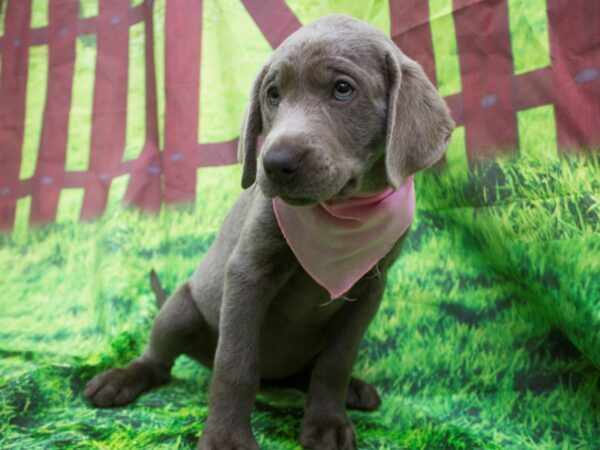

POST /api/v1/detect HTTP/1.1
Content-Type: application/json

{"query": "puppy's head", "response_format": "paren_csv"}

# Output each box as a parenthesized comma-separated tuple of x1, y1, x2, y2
(238, 15, 454, 205)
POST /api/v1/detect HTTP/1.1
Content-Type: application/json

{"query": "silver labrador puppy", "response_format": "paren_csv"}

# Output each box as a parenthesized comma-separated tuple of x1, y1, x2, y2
(84, 14, 454, 450)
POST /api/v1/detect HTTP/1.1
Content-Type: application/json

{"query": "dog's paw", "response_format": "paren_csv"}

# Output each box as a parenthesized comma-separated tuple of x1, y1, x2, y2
(300, 413, 356, 450)
(198, 428, 258, 450)
(84, 367, 146, 407)
(84, 361, 169, 407)
(346, 377, 381, 411)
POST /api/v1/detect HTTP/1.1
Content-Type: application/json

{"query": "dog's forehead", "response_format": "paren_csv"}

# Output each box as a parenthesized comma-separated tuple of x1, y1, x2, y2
(270, 15, 389, 68)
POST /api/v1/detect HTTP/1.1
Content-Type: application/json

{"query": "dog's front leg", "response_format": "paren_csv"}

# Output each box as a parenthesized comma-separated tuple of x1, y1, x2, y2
(300, 279, 385, 450)
(199, 241, 295, 450)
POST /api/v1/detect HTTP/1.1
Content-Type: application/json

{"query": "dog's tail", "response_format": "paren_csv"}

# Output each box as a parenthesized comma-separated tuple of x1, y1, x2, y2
(150, 269, 167, 308)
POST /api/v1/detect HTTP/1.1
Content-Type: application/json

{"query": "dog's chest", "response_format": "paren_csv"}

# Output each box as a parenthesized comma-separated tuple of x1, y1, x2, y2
(258, 270, 347, 378)
(271, 268, 345, 323)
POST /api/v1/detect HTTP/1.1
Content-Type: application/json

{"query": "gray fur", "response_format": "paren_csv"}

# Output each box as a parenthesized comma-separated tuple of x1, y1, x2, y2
(84, 14, 454, 450)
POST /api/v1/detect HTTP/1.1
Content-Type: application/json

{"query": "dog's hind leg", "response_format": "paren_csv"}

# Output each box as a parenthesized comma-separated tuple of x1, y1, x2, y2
(345, 376, 382, 411)
(84, 282, 216, 407)
(266, 366, 381, 412)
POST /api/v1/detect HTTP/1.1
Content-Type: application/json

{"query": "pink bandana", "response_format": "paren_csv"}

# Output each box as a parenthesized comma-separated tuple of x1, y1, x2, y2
(273, 176, 415, 299)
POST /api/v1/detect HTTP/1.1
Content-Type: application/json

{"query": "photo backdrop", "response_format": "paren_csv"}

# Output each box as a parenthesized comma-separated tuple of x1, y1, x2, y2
(0, 1, 599, 449)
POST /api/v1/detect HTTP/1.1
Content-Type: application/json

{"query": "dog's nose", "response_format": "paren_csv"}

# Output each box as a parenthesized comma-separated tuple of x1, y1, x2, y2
(262, 146, 306, 184)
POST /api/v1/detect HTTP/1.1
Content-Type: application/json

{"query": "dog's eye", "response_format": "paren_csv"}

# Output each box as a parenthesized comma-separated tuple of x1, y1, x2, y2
(267, 87, 280, 106)
(333, 80, 353, 101)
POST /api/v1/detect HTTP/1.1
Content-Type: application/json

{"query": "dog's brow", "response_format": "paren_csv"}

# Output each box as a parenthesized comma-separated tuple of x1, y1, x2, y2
(325, 56, 372, 83)
(263, 62, 296, 91)
(263, 70, 278, 88)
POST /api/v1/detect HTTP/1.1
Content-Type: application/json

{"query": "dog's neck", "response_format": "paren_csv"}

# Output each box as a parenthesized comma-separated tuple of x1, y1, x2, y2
(352, 153, 391, 197)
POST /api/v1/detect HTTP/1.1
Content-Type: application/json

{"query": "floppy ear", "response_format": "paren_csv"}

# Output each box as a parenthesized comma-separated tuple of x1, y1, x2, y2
(384, 47, 455, 187)
(238, 65, 268, 189)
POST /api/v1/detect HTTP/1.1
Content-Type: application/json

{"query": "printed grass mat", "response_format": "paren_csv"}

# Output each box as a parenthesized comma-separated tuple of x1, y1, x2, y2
(1, 151, 598, 449)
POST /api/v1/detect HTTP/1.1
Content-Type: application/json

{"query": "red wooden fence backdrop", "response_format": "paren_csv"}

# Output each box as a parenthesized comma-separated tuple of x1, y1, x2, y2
(0, 0, 598, 231)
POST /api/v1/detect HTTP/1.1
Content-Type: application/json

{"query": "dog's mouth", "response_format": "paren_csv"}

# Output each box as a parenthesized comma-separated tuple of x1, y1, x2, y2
(279, 196, 319, 207)
(331, 177, 359, 199)
(277, 177, 360, 207)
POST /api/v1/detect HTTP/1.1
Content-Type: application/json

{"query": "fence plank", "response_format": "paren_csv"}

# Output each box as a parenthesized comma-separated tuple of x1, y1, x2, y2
(390, 0, 437, 86)
(29, 0, 78, 225)
(81, 0, 129, 219)
(0, 0, 31, 231)
(197, 140, 238, 167)
(547, 0, 600, 151)
(162, 0, 202, 204)
(124, 0, 161, 213)
(513, 67, 553, 111)
(453, 0, 519, 162)
(241, 0, 301, 49)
